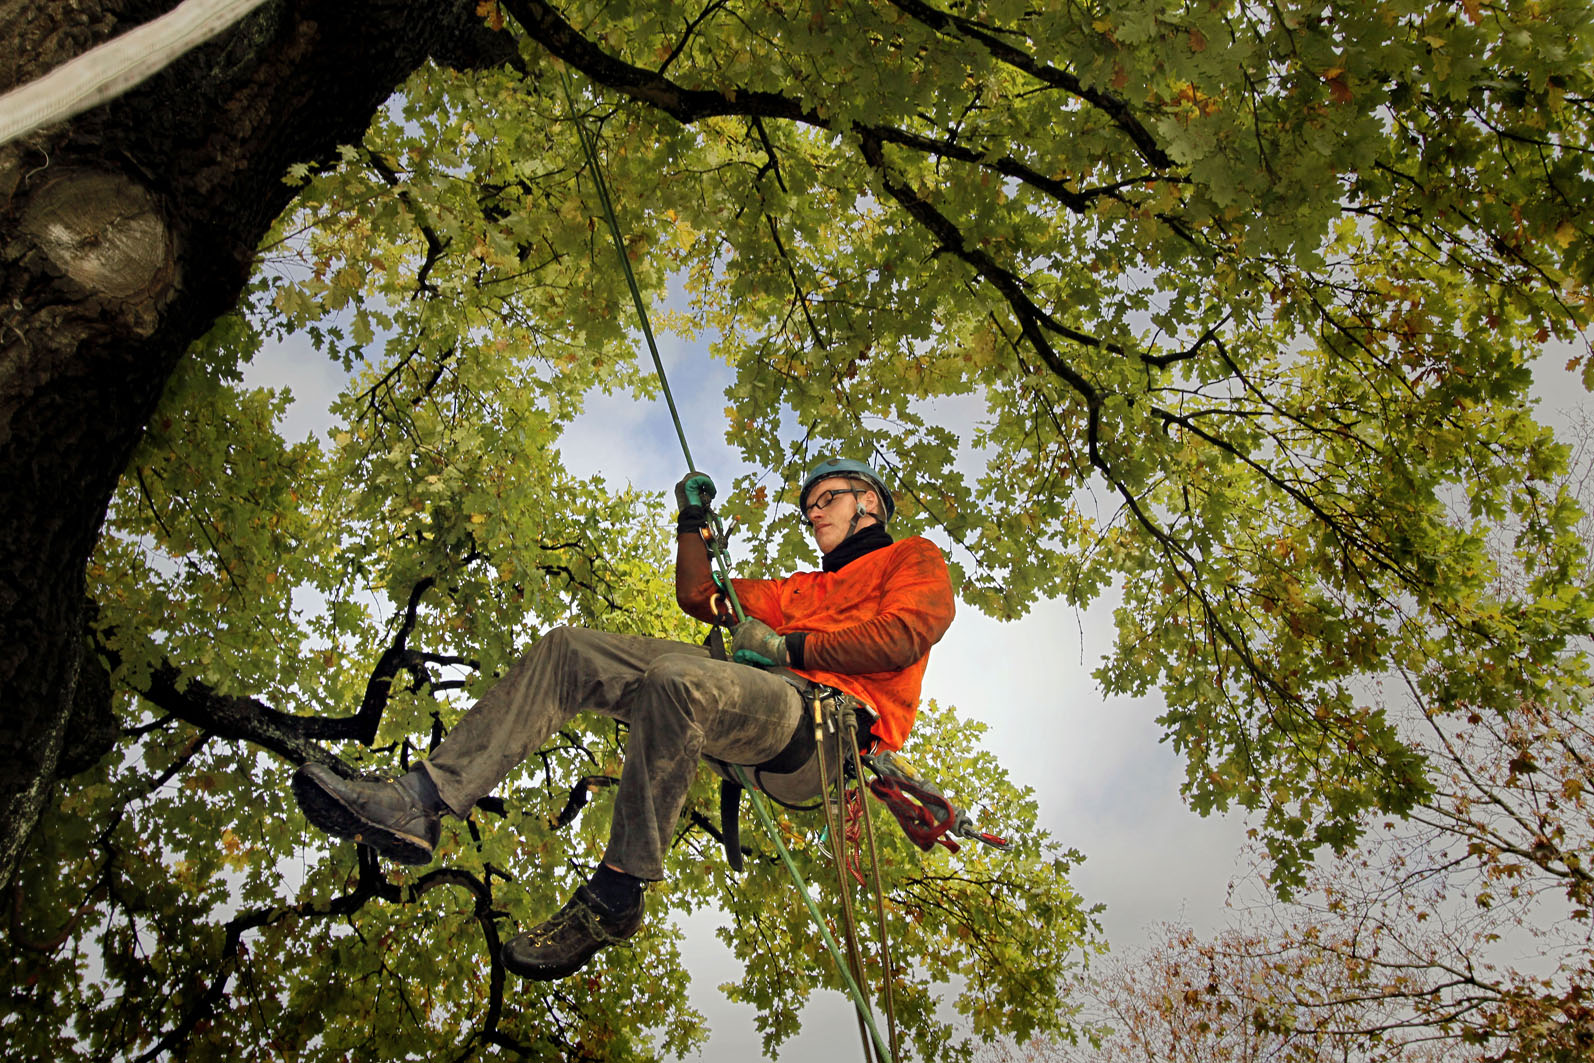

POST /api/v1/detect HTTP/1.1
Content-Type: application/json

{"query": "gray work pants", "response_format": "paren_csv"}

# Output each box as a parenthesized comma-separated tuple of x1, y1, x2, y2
(418, 626, 822, 880)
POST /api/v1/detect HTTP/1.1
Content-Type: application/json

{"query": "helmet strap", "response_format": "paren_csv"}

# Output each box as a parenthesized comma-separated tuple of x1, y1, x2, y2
(843, 491, 872, 540)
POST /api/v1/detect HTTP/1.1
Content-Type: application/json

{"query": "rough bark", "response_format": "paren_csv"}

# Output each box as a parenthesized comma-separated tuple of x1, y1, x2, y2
(0, 0, 511, 893)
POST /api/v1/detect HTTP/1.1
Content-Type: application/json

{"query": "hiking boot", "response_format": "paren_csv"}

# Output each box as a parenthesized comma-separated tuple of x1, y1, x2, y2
(291, 763, 441, 865)
(502, 885, 645, 980)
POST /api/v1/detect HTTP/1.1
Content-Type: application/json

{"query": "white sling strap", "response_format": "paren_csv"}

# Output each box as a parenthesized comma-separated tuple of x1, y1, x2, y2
(0, 0, 271, 148)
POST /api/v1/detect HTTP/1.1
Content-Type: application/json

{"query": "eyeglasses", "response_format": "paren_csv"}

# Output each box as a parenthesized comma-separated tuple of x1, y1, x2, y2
(803, 487, 867, 518)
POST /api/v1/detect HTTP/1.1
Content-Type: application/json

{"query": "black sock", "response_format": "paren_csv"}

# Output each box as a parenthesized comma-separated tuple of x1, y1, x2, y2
(586, 864, 644, 915)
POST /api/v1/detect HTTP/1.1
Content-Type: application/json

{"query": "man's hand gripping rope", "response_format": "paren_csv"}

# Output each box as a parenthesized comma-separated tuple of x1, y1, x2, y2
(675, 470, 742, 627)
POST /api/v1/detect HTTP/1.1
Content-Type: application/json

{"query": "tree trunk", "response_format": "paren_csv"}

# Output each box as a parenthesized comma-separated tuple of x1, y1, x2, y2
(0, 0, 508, 892)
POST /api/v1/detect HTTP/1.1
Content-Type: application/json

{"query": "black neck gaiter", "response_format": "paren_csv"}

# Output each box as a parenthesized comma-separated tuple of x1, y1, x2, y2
(821, 524, 894, 572)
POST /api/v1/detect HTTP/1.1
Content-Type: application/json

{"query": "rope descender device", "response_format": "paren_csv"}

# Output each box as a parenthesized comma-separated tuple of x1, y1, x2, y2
(861, 751, 1012, 854)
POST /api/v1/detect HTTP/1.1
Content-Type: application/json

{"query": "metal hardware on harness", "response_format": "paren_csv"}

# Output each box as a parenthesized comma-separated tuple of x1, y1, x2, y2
(709, 515, 737, 556)
(861, 752, 1012, 853)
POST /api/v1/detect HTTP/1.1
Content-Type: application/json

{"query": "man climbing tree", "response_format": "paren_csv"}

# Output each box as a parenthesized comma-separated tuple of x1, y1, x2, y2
(291, 457, 955, 979)
(8, 0, 1590, 1055)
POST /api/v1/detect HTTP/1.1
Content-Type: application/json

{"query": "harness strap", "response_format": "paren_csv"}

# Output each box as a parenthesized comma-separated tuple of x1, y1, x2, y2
(708, 671, 875, 871)
(712, 713, 815, 872)
(718, 778, 745, 872)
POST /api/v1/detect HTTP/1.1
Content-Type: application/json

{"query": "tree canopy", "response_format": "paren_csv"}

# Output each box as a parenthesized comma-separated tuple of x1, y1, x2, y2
(980, 425, 1594, 1061)
(4, 0, 1594, 1058)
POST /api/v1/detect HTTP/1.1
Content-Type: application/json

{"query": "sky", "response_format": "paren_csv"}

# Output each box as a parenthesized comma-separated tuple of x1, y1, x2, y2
(245, 321, 1255, 1062)
(39, 8, 1587, 1059)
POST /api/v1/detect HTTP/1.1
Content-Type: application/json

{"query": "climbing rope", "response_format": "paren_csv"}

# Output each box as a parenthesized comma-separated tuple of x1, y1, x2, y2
(0, 0, 271, 148)
(560, 72, 896, 1062)
(814, 693, 887, 1063)
(557, 71, 747, 626)
(735, 762, 895, 1063)
(845, 713, 903, 1063)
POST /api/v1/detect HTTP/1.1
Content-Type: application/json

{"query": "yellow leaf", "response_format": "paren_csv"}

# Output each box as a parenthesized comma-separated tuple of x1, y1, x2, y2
(475, 0, 504, 31)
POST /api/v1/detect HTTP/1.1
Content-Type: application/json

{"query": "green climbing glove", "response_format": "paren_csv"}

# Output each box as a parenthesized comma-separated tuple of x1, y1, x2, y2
(674, 471, 716, 510)
(731, 618, 790, 668)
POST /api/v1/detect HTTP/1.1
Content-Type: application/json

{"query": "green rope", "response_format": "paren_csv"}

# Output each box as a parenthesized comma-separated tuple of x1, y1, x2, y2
(561, 70, 892, 1063)
(733, 765, 895, 1063)
(559, 70, 746, 624)
(558, 72, 694, 470)
(816, 698, 884, 1063)
(848, 719, 902, 1062)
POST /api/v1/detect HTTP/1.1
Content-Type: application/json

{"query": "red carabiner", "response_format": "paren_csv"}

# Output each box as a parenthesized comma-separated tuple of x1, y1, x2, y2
(867, 775, 961, 853)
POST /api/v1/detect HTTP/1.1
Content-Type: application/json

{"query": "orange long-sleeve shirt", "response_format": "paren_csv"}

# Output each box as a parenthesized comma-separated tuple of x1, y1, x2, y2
(677, 533, 955, 749)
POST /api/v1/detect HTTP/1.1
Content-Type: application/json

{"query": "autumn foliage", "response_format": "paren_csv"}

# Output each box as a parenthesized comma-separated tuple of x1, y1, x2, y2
(3, 0, 1593, 1058)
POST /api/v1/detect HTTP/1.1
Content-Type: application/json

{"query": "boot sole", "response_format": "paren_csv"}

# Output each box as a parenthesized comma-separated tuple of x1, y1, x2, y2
(291, 767, 435, 866)
(502, 947, 596, 982)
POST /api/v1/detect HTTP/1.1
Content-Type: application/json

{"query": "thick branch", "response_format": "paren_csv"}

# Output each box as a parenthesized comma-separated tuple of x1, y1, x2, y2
(95, 576, 474, 771)
(502, 0, 817, 125)
(880, 0, 1174, 170)
(502, 0, 1165, 222)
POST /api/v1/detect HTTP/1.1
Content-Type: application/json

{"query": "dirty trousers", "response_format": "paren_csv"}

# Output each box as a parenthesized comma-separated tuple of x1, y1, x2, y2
(417, 626, 809, 881)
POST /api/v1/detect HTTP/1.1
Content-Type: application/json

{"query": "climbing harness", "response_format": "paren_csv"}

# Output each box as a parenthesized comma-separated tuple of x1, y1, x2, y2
(560, 71, 1009, 1063)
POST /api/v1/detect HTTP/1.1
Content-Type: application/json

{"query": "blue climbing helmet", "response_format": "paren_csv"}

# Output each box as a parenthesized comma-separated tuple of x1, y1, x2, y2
(798, 457, 895, 524)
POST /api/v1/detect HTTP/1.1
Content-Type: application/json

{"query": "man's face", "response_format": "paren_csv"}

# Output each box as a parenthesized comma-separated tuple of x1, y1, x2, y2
(804, 476, 878, 554)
